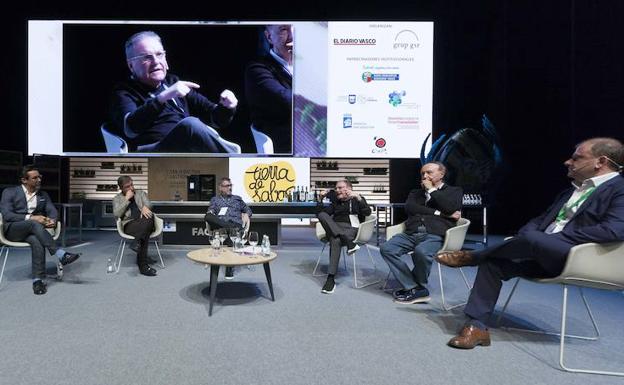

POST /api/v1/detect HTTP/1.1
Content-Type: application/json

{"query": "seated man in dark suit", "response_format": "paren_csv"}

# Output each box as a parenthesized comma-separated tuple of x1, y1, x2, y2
(245, 24, 293, 154)
(316, 179, 372, 294)
(380, 162, 462, 304)
(0, 165, 81, 295)
(437, 137, 624, 349)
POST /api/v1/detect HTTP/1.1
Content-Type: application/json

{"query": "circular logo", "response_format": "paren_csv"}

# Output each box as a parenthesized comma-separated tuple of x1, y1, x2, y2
(361, 72, 373, 83)
(375, 138, 386, 148)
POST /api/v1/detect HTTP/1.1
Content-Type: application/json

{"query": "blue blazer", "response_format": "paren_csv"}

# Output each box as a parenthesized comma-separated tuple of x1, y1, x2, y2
(0, 186, 58, 228)
(518, 174, 624, 244)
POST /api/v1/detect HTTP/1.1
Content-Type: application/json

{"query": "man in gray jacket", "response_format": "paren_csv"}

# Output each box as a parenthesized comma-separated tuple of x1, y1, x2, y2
(112, 175, 157, 276)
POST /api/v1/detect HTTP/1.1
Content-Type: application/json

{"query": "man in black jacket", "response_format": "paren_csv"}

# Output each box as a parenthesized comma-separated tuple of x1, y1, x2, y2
(244, 24, 293, 154)
(316, 179, 372, 294)
(380, 162, 462, 304)
(110, 31, 239, 153)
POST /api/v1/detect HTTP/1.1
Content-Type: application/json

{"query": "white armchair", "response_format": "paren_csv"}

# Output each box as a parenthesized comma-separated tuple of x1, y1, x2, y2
(114, 216, 165, 273)
(382, 217, 472, 310)
(0, 213, 63, 288)
(313, 215, 380, 288)
(495, 241, 624, 377)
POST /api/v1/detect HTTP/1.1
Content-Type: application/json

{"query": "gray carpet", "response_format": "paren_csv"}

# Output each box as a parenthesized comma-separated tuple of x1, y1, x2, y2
(0, 228, 622, 385)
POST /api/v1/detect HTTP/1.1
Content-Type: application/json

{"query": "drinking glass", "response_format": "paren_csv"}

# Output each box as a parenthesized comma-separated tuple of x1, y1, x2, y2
(218, 229, 227, 249)
(229, 228, 240, 250)
(248, 231, 259, 255)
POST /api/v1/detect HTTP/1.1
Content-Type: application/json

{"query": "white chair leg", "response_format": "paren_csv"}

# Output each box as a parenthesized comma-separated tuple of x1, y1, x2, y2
(558, 285, 623, 376)
(497, 280, 599, 341)
(312, 243, 327, 277)
(0, 246, 8, 287)
(351, 245, 381, 289)
(438, 262, 473, 311)
(115, 240, 126, 273)
(154, 240, 165, 268)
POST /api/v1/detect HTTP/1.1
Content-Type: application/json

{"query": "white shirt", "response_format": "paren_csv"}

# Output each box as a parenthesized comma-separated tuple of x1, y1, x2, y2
(426, 182, 444, 216)
(21, 185, 38, 219)
(269, 49, 293, 76)
(546, 172, 620, 234)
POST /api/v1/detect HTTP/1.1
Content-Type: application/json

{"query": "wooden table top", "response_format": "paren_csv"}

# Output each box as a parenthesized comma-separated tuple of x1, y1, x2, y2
(187, 247, 277, 266)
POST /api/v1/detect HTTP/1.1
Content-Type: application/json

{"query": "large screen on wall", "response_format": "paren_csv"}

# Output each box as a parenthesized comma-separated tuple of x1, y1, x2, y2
(29, 21, 433, 158)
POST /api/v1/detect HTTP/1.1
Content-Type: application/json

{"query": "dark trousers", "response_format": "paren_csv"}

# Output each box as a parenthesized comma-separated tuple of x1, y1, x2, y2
(124, 217, 155, 266)
(204, 213, 242, 231)
(5, 221, 58, 280)
(317, 212, 358, 275)
(139, 117, 237, 153)
(464, 230, 573, 323)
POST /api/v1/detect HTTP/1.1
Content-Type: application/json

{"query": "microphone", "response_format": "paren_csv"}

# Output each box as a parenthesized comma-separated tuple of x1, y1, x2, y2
(604, 156, 624, 172)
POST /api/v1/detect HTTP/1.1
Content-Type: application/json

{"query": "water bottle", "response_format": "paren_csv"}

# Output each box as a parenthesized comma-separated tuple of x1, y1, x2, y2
(261, 235, 271, 256)
(106, 258, 115, 273)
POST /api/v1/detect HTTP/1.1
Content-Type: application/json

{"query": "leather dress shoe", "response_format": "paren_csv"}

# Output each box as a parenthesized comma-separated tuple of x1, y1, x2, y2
(33, 280, 47, 295)
(436, 250, 475, 268)
(448, 325, 491, 349)
(59, 252, 81, 266)
(139, 265, 157, 277)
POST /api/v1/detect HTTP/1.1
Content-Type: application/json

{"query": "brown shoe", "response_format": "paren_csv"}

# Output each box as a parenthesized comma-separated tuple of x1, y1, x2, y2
(448, 325, 491, 349)
(436, 250, 475, 268)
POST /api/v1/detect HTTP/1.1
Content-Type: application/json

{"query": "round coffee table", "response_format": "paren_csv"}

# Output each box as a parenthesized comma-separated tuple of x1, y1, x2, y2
(187, 247, 277, 316)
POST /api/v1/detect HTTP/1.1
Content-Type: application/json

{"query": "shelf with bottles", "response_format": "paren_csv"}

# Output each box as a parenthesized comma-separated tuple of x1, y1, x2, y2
(119, 164, 144, 174)
(462, 193, 484, 207)
(72, 169, 96, 178)
(362, 167, 388, 175)
(96, 184, 119, 192)
(315, 160, 339, 170)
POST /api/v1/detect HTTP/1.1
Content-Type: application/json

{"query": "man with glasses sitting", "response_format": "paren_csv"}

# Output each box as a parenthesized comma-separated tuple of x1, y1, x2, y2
(110, 30, 240, 153)
(0, 165, 81, 295)
(205, 178, 252, 279)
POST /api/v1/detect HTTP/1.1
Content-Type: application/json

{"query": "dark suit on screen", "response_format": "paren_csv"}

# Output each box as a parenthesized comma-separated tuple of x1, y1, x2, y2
(245, 55, 292, 154)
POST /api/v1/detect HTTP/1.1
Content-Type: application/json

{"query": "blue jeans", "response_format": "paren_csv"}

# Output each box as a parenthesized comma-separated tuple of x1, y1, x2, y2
(380, 232, 443, 289)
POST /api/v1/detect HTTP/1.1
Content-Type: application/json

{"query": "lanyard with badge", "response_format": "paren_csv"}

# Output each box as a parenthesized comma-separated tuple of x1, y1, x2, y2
(555, 186, 596, 222)
(218, 195, 229, 216)
(348, 199, 360, 227)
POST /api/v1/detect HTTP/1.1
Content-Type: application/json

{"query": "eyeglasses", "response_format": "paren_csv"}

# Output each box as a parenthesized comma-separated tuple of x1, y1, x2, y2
(128, 51, 166, 65)
(221, 184, 233, 188)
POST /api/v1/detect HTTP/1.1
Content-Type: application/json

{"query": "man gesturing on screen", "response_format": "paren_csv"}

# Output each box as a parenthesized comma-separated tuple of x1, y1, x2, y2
(110, 31, 240, 153)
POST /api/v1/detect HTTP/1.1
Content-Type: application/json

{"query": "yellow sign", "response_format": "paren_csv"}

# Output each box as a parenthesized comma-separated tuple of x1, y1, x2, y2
(244, 161, 296, 202)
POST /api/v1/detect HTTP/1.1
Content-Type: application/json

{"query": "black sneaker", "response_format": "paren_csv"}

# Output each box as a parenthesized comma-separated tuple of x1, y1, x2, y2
(392, 288, 411, 299)
(59, 252, 81, 266)
(321, 278, 335, 294)
(33, 280, 47, 295)
(225, 267, 234, 280)
(139, 265, 157, 277)
(393, 287, 431, 304)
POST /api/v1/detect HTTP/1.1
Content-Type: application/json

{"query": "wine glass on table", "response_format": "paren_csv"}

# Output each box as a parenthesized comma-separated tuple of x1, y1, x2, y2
(248, 231, 259, 256)
(218, 229, 227, 252)
(229, 228, 240, 251)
